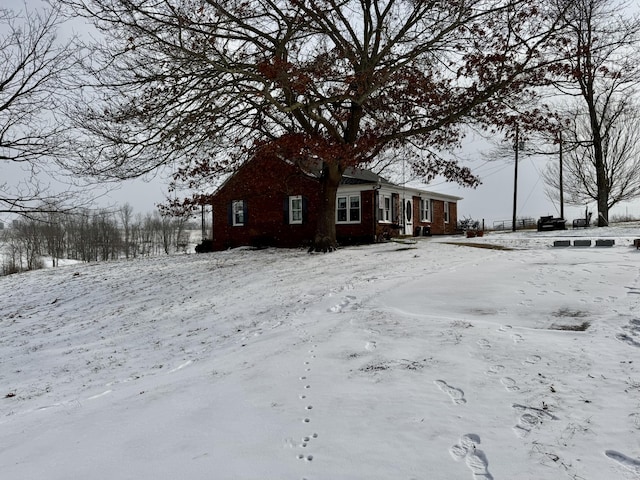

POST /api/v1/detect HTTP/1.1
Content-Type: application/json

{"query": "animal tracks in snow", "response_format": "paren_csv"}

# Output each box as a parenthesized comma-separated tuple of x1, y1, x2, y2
(434, 380, 467, 405)
(450, 434, 494, 479)
(605, 450, 640, 474)
(497, 324, 525, 344)
(293, 343, 320, 467)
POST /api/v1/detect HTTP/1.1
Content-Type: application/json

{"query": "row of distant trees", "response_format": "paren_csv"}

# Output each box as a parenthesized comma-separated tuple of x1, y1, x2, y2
(1, 204, 193, 275)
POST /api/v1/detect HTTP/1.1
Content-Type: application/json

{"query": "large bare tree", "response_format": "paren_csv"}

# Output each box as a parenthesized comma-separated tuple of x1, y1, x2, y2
(0, 5, 81, 219)
(63, 0, 569, 249)
(549, 0, 640, 226)
(543, 101, 640, 213)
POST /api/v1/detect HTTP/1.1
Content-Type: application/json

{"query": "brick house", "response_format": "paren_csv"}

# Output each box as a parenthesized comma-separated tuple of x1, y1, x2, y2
(209, 154, 461, 250)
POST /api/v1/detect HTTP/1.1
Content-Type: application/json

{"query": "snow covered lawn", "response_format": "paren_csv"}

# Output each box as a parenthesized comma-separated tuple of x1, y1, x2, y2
(1, 226, 640, 479)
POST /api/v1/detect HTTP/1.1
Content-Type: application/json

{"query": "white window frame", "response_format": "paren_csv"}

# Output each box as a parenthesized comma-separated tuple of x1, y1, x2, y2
(444, 201, 450, 223)
(336, 194, 361, 224)
(232, 200, 245, 226)
(378, 194, 392, 222)
(289, 195, 303, 224)
(420, 198, 431, 222)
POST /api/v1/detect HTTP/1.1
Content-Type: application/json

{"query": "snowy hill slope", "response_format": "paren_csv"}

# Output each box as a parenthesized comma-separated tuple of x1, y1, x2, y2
(1, 228, 640, 479)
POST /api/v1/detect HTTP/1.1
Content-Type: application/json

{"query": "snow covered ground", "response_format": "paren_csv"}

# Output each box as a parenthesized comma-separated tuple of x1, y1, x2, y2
(1, 224, 640, 479)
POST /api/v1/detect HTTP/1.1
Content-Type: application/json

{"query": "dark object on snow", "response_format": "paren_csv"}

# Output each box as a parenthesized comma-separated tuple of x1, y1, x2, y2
(308, 235, 335, 253)
(195, 239, 214, 253)
(572, 218, 588, 228)
(595, 239, 615, 247)
(573, 239, 592, 247)
(537, 216, 566, 231)
(553, 240, 571, 247)
(572, 211, 592, 229)
(414, 225, 431, 236)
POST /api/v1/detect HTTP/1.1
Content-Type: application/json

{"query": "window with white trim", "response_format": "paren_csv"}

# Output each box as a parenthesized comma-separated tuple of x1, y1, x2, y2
(444, 201, 450, 223)
(337, 194, 361, 223)
(420, 198, 431, 222)
(232, 200, 245, 226)
(289, 195, 303, 224)
(378, 194, 391, 222)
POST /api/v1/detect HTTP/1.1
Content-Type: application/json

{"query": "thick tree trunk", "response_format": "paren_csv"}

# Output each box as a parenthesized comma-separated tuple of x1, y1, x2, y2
(590, 117, 609, 227)
(596, 174, 609, 226)
(310, 161, 343, 252)
(594, 139, 609, 226)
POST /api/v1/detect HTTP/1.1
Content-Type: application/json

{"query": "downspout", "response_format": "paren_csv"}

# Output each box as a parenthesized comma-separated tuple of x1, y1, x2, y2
(373, 182, 381, 242)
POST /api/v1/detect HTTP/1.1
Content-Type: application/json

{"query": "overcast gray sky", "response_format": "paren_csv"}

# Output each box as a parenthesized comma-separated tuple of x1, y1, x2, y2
(4, 0, 640, 225)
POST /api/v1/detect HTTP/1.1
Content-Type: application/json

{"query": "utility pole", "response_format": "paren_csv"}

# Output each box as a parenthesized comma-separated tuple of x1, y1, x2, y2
(559, 131, 564, 220)
(512, 125, 520, 232)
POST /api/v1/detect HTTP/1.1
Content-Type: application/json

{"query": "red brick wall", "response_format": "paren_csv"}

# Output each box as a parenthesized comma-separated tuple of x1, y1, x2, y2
(448, 202, 458, 234)
(411, 196, 428, 235)
(408, 197, 458, 235)
(211, 156, 459, 248)
(211, 156, 321, 250)
(336, 190, 376, 244)
(430, 199, 457, 235)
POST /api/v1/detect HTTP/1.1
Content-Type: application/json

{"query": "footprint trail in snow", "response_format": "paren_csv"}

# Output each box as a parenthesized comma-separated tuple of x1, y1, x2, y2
(450, 434, 494, 479)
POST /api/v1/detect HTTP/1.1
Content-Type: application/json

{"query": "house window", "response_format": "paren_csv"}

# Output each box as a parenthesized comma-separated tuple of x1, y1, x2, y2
(337, 194, 361, 223)
(289, 195, 303, 224)
(232, 200, 245, 226)
(444, 201, 450, 223)
(378, 194, 391, 222)
(420, 198, 431, 222)
(350, 196, 361, 222)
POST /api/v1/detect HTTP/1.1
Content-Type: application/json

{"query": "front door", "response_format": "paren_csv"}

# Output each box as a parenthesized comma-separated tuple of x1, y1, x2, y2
(404, 199, 413, 235)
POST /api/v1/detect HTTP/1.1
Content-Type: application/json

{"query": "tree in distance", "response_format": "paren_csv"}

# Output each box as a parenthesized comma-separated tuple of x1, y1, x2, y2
(546, 0, 640, 226)
(543, 102, 640, 216)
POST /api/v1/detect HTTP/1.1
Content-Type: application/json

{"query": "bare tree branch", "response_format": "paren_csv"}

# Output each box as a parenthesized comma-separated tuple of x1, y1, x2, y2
(60, 0, 572, 247)
(0, 4, 88, 218)
(546, 0, 640, 225)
